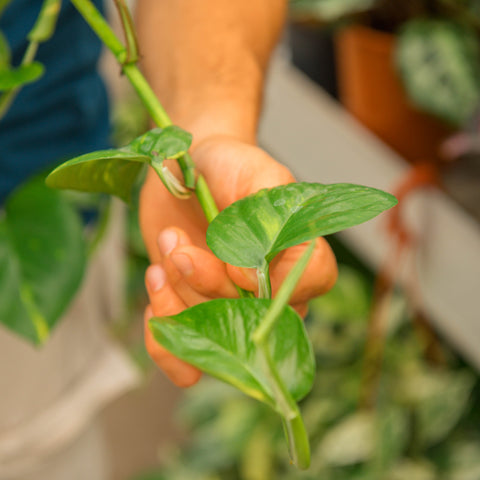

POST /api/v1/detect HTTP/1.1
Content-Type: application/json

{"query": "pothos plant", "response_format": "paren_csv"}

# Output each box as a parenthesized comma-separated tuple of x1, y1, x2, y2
(1, 0, 397, 469)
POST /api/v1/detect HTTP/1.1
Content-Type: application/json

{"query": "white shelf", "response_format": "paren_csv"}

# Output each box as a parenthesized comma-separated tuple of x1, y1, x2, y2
(259, 58, 480, 370)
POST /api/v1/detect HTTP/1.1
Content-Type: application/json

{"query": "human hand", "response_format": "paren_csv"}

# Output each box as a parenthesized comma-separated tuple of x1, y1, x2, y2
(140, 136, 338, 386)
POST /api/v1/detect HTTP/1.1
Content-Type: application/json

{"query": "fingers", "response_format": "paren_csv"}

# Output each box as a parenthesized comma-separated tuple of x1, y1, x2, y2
(144, 265, 202, 387)
(158, 227, 238, 306)
(227, 237, 338, 313)
(270, 238, 338, 304)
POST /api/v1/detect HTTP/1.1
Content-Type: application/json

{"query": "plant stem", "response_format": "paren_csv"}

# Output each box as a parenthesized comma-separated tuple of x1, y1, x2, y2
(253, 241, 315, 343)
(113, 0, 139, 64)
(122, 63, 171, 128)
(257, 262, 271, 299)
(71, 0, 170, 127)
(0, 43, 38, 118)
(70, 0, 126, 60)
(258, 331, 310, 469)
(283, 412, 311, 470)
(252, 241, 315, 469)
(71, 0, 214, 209)
(195, 174, 219, 222)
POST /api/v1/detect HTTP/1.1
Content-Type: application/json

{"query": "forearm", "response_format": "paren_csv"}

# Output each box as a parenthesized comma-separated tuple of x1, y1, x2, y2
(135, 0, 287, 145)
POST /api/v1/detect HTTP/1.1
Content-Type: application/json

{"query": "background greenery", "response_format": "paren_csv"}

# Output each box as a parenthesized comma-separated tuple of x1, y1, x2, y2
(128, 255, 480, 480)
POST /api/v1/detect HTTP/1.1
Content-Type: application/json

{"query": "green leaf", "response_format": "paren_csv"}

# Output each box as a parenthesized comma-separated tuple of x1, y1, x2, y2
(46, 149, 148, 202)
(0, 177, 86, 344)
(46, 126, 193, 202)
(318, 411, 376, 466)
(393, 364, 475, 448)
(127, 126, 192, 159)
(206, 182, 397, 269)
(0, 62, 44, 90)
(149, 298, 315, 408)
(28, 0, 61, 43)
(396, 19, 480, 126)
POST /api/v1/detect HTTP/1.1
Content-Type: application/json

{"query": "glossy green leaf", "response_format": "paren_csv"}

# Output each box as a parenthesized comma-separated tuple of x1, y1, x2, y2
(126, 126, 192, 159)
(0, 62, 44, 90)
(0, 177, 86, 344)
(46, 149, 148, 202)
(396, 19, 480, 126)
(207, 182, 397, 269)
(46, 126, 192, 202)
(149, 298, 315, 408)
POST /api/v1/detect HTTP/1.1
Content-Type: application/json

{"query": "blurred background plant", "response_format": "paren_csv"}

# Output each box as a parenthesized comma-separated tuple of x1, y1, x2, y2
(289, 0, 480, 128)
(129, 260, 480, 480)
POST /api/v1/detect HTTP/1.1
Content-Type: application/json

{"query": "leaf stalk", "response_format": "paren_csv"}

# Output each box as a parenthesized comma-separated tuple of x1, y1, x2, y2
(71, 0, 216, 219)
(252, 241, 315, 469)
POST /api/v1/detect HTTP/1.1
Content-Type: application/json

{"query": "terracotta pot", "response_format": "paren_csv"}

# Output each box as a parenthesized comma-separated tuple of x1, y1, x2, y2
(335, 25, 453, 164)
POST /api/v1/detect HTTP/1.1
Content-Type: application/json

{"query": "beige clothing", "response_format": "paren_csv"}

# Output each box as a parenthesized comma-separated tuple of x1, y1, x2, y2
(0, 200, 139, 479)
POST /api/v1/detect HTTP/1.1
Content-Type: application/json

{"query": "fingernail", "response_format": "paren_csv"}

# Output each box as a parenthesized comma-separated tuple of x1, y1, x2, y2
(146, 265, 166, 292)
(171, 253, 193, 276)
(158, 229, 178, 256)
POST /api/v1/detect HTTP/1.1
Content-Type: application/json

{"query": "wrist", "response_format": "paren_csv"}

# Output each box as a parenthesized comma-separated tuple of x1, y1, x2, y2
(177, 106, 258, 149)
(146, 49, 264, 148)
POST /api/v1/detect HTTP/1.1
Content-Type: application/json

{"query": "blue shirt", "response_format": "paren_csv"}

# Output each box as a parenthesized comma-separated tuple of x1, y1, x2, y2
(0, 0, 110, 204)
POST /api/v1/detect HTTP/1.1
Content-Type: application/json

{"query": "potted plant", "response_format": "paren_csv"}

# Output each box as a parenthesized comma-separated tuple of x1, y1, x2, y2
(289, 0, 480, 165)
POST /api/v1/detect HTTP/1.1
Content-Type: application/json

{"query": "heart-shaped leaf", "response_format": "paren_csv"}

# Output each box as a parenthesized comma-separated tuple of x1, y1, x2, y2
(206, 182, 397, 268)
(0, 62, 44, 90)
(0, 177, 86, 344)
(149, 298, 315, 408)
(46, 149, 148, 202)
(46, 126, 193, 202)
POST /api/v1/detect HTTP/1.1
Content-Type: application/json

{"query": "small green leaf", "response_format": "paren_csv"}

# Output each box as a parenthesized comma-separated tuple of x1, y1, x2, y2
(206, 182, 397, 269)
(149, 298, 315, 408)
(127, 126, 192, 159)
(28, 0, 61, 43)
(0, 177, 86, 344)
(396, 19, 480, 126)
(46, 149, 148, 202)
(0, 62, 44, 90)
(46, 126, 193, 202)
